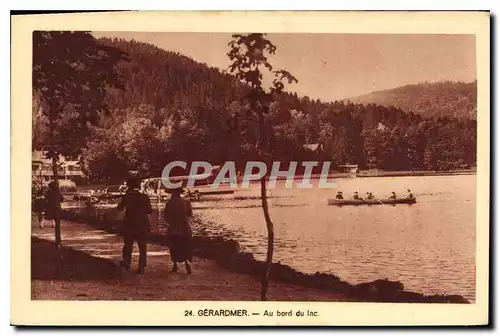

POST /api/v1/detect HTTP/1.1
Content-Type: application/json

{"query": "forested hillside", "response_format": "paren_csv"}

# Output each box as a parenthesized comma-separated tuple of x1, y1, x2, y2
(33, 37, 477, 181)
(346, 81, 477, 120)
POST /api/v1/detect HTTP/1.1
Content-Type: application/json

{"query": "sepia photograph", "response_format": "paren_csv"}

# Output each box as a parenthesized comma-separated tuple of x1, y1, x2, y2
(11, 11, 490, 326)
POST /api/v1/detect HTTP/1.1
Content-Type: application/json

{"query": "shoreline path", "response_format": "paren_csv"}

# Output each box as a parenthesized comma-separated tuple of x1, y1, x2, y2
(31, 219, 347, 301)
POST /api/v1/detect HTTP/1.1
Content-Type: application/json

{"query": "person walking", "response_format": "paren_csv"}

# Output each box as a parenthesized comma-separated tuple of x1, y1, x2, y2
(117, 176, 153, 274)
(163, 187, 194, 274)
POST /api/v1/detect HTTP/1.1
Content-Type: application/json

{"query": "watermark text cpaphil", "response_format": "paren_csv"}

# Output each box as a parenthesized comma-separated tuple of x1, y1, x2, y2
(161, 161, 338, 189)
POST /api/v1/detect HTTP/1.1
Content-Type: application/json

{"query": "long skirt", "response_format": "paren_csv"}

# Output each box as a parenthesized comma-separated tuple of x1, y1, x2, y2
(44, 206, 60, 221)
(168, 234, 193, 263)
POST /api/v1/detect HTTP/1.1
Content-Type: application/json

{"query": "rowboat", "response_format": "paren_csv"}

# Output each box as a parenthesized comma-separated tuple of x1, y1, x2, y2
(327, 197, 416, 206)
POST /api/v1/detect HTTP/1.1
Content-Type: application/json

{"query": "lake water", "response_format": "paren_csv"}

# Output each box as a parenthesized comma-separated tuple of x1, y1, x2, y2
(195, 174, 476, 302)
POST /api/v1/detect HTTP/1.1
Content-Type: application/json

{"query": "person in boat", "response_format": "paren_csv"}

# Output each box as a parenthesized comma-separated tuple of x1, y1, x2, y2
(117, 176, 153, 274)
(389, 192, 397, 200)
(406, 189, 414, 199)
(335, 191, 343, 200)
(163, 186, 194, 274)
(352, 191, 363, 200)
(366, 192, 375, 200)
(119, 181, 128, 193)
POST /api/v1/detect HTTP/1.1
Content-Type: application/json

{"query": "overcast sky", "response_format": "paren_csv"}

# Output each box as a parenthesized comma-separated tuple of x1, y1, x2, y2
(93, 32, 476, 101)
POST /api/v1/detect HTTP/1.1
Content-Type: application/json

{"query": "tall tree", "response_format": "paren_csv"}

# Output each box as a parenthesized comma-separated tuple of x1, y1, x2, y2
(33, 31, 127, 248)
(227, 33, 298, 301)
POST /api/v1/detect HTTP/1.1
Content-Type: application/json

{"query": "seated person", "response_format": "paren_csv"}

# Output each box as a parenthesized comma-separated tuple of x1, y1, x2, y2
(335, 191, 344, 200)
(366, 192, 375, 200)
(406, 189, 414, 199)
(389, 192, 397, 199)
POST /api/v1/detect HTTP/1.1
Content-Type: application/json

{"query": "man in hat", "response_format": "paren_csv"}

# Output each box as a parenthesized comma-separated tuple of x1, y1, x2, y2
(117, 176, 153, 274)
(335, 191, 343, 200)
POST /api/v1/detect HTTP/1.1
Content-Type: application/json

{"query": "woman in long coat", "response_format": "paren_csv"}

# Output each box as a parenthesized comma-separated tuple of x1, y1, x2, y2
(163, 187, 193, 274)
(44, 181, 63, 228)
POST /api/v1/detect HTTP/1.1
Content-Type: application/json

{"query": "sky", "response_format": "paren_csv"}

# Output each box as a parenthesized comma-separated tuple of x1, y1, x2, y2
(92, 32, 476, 101)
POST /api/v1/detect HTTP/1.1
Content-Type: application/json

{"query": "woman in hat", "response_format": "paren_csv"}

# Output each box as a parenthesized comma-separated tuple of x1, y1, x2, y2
(406, 189, 414, 199)
(163, 186, 194, 274)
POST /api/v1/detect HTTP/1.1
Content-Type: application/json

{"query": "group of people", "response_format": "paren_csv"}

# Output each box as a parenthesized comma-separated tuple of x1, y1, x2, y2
(116, 176, 193, 275)
(32, 181, 64, 229)
(335, 189, 414, 200)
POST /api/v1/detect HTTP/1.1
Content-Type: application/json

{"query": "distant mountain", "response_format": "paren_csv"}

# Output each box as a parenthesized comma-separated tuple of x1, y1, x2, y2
(345, 81, 477, 120)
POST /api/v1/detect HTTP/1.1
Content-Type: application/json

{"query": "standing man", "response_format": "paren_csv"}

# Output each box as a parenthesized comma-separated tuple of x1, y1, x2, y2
(117, 176, 153, 274)
(44, 181, 63, 228)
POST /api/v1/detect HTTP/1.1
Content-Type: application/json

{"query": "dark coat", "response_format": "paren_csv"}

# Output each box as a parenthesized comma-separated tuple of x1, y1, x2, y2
(33, 196, 46, 212)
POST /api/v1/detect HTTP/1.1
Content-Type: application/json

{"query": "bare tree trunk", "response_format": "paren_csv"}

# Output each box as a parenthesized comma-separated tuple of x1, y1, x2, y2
(260, 175, 274, 301)
(51, 155, 62, 249)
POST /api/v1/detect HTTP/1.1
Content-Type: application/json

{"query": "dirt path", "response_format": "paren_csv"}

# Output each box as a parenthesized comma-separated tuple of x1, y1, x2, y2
(31, 218, 347, 301)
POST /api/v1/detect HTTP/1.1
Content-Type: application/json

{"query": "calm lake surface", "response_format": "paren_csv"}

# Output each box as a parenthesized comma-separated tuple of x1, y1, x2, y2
(196, 174, 476, 302)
